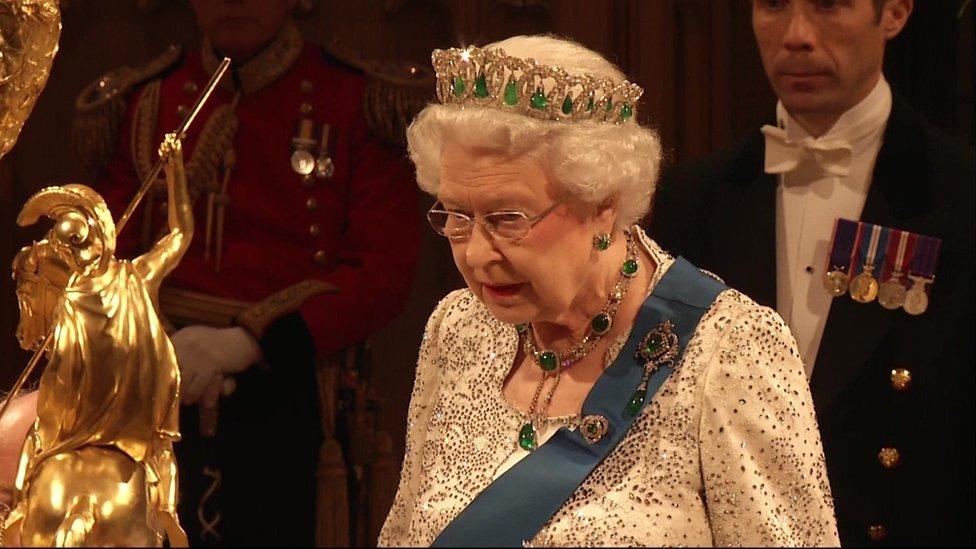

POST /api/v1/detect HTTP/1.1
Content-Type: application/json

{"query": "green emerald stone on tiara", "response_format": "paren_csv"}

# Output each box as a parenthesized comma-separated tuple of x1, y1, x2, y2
(620, 104, 633, 120)
(474, 73, 489, 98)
(561, 95, 573, 115)
(605, 99, 613, 112)
(452, 76, 465, 98)
(587, 95, 595, 111)
(621, 259, 639, 277)
(530, 90, 548, 110)
(539, 350, 558, 371)
(504, 78, 518, 106)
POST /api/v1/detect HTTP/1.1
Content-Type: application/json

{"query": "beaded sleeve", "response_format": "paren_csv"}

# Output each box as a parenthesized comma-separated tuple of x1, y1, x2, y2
(699, 303, 840, 546)
(378, 289, 465, 546)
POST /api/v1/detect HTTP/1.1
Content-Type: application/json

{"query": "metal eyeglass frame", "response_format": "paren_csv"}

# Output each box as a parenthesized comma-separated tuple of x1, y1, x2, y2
(426, 201, 562, 241)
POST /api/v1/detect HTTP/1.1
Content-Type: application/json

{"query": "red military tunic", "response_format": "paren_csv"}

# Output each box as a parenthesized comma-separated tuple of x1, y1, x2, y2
(96, 27, 420, 355)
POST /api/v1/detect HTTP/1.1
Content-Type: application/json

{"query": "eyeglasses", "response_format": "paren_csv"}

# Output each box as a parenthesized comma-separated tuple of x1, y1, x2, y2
(427, 201, 562, 241)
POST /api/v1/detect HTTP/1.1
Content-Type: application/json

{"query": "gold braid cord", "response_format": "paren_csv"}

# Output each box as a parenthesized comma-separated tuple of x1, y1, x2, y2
(132, 87, 239, 252)
(72, 45, 182, 178)
(235, 280, 338, 340)
(133, 88, 239, 204)
(197, 466, 222, 542)
(131, 79, 162, 184)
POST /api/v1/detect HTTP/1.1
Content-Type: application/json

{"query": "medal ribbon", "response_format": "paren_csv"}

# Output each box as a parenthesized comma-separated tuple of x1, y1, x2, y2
(860, 223, 888, 277)
(907, 235, 927, 277)
(317, 123, 331, 157)
(827, 219, 858, 272)
(914, 236, 942, 280)
(293, 117, 315, 148)
(881, 229, 910, 281)
(846, 221, 867, 277)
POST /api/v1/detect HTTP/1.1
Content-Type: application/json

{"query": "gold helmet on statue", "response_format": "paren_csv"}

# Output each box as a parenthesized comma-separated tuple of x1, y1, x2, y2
(12, 184, 117, 351)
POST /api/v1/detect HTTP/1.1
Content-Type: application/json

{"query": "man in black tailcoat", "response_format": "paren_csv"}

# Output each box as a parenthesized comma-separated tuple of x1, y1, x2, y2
(649, 0, 974, 545)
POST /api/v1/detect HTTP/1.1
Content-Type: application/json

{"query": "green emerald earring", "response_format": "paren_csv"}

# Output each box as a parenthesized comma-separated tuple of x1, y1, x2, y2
(593, 233, 612, 251)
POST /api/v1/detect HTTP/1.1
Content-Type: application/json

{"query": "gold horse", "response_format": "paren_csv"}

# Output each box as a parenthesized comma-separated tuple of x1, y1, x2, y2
(2, 134, 191, 547)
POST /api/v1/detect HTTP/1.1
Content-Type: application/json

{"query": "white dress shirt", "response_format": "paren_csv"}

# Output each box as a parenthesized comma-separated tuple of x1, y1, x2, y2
(771, 76, 892, 377)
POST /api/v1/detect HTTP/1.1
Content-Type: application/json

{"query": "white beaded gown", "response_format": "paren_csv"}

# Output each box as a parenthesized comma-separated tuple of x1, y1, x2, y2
(379, 229, 840, 547)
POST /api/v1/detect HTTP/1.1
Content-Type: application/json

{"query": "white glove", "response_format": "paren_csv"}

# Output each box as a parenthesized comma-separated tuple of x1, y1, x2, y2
(171, 325, 262, 406)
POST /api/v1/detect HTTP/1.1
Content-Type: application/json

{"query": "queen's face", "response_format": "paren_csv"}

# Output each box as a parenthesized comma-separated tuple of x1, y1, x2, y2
(437, 143, 606, 325)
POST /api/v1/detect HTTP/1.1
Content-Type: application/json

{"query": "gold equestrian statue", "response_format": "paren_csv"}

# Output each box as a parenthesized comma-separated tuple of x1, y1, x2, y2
(2, 133, 191, 547)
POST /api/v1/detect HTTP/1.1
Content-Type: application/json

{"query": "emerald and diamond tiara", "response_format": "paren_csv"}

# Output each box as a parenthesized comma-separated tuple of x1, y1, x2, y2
(432, 46, 643, 125)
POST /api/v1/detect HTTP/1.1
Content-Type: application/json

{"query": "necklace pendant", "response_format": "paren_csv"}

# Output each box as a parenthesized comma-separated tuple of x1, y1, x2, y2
(626, 386, 647, 417)
(518, 422, 537, 451)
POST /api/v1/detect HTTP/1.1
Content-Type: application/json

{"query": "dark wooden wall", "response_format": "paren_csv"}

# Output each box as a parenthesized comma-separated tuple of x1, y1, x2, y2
(0, 3, 971, 535)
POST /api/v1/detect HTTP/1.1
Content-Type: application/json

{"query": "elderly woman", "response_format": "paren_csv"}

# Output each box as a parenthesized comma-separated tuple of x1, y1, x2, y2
(379, 35, 839, 547)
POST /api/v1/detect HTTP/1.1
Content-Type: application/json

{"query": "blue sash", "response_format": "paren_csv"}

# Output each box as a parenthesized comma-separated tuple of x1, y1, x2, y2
(432, 257, 727, 547)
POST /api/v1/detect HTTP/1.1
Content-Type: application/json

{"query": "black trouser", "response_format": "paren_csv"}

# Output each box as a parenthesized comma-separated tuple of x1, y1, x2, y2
(175, 355, 322, 547)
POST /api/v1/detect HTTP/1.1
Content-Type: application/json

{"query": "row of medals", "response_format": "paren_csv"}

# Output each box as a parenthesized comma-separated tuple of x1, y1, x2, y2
(290, 96, 335, 181)
(824, 265, 930, 315)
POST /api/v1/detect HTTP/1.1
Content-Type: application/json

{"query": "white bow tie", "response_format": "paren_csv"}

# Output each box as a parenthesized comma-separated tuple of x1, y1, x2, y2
(761, 125, 853, 178)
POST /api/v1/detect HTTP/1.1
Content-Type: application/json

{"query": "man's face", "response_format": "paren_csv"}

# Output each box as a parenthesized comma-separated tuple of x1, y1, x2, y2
(752, 0, 909, 122)
(190, 0, 298, 61)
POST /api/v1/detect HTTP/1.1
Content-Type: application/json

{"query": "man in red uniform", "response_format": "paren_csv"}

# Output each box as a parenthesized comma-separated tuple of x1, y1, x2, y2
(74, 0, 421, 544)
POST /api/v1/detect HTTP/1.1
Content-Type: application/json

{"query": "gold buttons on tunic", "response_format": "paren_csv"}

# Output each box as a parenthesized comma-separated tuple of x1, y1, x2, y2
(300, 79, 314, 94)
(176, 105, 188, 118)
(306, 198, 319, 212)
(313, 250, 327, 265)
(301, 174, 317, 188)
(867, 524, 887, 541)
(890, 368, 911, 391)
(309, 224, 321, 237)
(300, 102, 314, 115)
(183, 81, 198, 95)
(878, 447, 900, 469)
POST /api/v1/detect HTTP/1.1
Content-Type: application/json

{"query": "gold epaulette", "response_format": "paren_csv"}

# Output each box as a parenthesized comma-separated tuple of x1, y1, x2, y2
(71, 45, 183, 178)
(323, 42, 433, 147)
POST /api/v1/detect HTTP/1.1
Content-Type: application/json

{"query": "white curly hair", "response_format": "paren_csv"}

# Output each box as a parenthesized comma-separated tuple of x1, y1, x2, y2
(407, 34, 663, 230)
